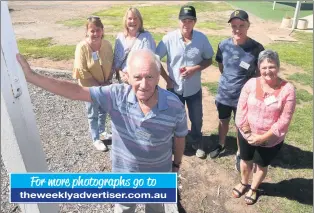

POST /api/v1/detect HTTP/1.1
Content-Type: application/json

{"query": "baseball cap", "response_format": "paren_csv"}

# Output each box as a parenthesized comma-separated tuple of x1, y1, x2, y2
(228, 10, 249, 23)
(179, 5, 196, 20)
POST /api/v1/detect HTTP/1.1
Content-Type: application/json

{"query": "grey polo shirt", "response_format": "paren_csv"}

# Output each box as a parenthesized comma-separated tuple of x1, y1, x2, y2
(156, 29, 214, 97)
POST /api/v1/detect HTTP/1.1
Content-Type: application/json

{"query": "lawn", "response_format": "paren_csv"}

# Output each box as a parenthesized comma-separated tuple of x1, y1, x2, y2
(266, 31, 313, 87)
(228, 1, 313, 21)
(59, 2, 233, 32)
(18, 38, 75, 61)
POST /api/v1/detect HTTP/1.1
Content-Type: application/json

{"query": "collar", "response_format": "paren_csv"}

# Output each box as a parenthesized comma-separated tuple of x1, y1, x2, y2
(127, 86, 168, 111)
(178, 29, 194, 40)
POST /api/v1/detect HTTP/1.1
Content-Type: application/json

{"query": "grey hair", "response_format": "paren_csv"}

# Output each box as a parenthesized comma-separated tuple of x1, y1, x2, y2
(258, 49, 280, 68)
(126, 49, 161, 73)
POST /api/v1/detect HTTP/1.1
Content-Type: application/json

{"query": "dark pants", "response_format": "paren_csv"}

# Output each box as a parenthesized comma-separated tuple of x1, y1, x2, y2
(168, 88, 203, 142)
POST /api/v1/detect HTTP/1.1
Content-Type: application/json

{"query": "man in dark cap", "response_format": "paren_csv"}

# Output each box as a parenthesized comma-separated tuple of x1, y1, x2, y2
(209, 10, 264, 173)
(156, 5, 214, 159)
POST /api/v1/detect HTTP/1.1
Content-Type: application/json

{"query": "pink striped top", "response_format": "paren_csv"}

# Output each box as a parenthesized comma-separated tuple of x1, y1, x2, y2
(236, 77, 296, 147)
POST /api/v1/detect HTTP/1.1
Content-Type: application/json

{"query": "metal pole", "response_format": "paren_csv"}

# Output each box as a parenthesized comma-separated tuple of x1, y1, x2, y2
(292, 1, 302, 29)
(272, 1, 276, 10)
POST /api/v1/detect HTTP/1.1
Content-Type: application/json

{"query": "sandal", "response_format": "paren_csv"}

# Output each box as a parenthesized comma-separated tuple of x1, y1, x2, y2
(245, 188, 258, 205)
(232, 182, 249, 198)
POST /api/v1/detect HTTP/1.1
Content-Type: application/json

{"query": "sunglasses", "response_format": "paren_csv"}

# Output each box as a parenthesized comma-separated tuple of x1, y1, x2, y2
(87, 16, 100, 20)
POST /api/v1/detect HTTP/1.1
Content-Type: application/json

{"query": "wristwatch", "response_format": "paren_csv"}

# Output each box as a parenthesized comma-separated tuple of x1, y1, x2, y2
(172, 161, 181, 169)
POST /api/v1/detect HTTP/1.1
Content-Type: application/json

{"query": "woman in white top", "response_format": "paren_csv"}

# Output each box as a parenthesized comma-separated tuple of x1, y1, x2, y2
(113, 7, 156, 83)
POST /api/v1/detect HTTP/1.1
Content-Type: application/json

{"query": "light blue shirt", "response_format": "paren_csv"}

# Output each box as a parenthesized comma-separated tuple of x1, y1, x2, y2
(89, 84, 188, 172)
(156, 29, 214, 97)
(113, 31, 156, 73)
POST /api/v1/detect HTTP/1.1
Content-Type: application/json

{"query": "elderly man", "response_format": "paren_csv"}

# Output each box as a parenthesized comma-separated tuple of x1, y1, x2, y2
(17, 49, 188, 213)
(156, 5, 214, 159)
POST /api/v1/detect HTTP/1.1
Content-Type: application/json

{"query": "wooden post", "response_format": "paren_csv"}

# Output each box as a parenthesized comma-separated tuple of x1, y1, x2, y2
(292, 1, 302, 29)
(1, 2, 58, 212)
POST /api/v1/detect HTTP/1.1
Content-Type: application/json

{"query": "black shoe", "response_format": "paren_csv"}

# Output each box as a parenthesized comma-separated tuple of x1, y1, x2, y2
(209, 144, 225, 159)
(235, 154, 241, 173)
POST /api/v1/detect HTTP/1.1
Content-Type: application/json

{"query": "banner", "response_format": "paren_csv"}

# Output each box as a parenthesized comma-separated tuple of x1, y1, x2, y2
(10, 173, 177, 203)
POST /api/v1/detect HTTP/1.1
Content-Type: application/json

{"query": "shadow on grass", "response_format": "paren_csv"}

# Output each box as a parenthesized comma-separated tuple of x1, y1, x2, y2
(260, 178, 313, 205)
(185, 133, 313, 170)
(271, 143, 313, 169)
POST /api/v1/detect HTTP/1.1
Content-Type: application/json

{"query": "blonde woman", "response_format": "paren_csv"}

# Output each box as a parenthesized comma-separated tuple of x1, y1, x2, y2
(113, 7, 156, 83)
(73, 16, 113, 151)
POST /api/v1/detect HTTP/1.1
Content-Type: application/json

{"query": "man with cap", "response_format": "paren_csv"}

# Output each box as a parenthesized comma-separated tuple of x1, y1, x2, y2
(209, 10, 264, 171)
(156, 5, 214, 159)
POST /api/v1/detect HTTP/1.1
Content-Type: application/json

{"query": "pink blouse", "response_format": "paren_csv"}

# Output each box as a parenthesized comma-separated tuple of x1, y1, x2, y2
(236, 77, 296, 147)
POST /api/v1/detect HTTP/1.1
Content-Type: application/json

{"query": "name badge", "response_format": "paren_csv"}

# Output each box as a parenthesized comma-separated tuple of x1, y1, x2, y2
(92, 52, 99, 61)
(239, 61, 250, 70)
(136, 129, 151, 140)
(264, 95, 277, 105)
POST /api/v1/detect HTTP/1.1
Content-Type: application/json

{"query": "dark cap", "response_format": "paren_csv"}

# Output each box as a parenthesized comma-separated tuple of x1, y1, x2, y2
(179, 5, 196, 20)
(228, 10, 249, 23)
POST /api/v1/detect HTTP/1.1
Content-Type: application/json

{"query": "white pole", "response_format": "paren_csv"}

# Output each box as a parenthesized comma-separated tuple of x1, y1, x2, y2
(272, 1, 276, 10)
(292, 1, 302, 29)
(1, 2, 58, 212)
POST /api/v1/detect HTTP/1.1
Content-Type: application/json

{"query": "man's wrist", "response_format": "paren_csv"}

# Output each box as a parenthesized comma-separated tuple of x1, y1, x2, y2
(172, 161, 181, 168)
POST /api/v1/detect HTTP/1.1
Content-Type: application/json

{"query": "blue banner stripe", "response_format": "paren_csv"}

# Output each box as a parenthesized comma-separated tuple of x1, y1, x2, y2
(11, 188, 177, 203)
(10, 173, 177, 189)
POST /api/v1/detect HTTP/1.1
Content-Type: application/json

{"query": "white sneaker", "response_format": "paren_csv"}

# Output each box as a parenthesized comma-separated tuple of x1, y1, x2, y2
(100, 132, 112, 141)
(93, 140, 108, 151)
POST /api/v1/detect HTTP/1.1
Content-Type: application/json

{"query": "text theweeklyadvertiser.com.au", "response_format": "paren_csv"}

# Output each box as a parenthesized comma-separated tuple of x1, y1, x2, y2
(18, 191, 167, 200)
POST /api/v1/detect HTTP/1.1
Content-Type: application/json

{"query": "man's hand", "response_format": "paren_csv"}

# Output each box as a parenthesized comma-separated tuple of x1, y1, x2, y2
(172, 166, 179, 173)
(119, 70, 128, 84)
(180, 66, 195, 79)
(16, 53, 33, 80)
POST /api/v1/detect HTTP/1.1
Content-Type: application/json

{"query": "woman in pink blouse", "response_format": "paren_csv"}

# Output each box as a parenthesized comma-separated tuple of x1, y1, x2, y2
(232, 50, 296, 205)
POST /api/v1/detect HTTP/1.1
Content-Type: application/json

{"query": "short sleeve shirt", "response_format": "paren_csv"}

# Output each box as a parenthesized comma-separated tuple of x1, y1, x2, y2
(113, 31, 156, 73)
(215, 37, 264, 107)
(156, 29, 214, 97)
(89, 84, 188, 172)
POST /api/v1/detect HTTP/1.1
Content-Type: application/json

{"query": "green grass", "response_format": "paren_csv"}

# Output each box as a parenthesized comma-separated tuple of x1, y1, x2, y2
(18, 38, 75, 60)
(296, 89, 313, 104)
(59, 2, 232, 30)
(57, 18, 85, 27)
(103, 34, 116, 48)
(267, 32, 313, 73)
(202, 82, 218, 95)
(196, 22, 224, 30)
(228, 1, 313, 21)
(207, 35, 229, 66)
(266, 31, 313, 87)
(288, 73, 313, 88)
(188, 1, 233, 12)
(286, 103, 313, 148)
